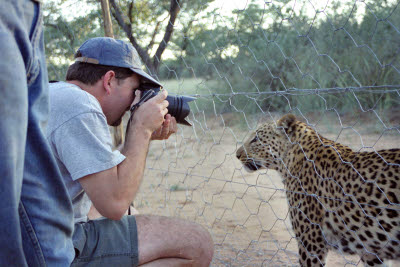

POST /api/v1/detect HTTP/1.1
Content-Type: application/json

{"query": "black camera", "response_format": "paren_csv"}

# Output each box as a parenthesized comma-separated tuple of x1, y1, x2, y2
(131, 84, 195, 126)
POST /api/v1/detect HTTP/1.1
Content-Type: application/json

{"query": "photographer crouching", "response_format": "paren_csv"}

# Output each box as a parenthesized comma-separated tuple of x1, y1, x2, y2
(47, 37, 213, 267)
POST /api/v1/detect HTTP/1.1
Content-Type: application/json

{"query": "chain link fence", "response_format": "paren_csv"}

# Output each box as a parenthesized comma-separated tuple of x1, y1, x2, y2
(44, 0, 399, 266)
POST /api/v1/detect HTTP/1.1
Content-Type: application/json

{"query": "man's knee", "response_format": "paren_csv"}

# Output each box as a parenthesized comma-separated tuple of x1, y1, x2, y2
(136, 215, 214, 266)
(191, 223, 214, 266)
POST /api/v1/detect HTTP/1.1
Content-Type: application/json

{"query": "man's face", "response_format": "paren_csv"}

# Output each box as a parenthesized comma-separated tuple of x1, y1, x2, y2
(107, 74, 140, 126)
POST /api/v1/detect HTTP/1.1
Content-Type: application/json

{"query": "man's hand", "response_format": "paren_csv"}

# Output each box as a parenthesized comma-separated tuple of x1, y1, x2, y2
(151, 114, 177, 140)
(127, 89, 169, 139)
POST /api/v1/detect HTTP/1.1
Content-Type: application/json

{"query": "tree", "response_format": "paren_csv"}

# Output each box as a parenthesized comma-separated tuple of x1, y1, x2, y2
(43, 0, 104, 80)
(109, 0, 214, 78)
(43, 0, 216, 81)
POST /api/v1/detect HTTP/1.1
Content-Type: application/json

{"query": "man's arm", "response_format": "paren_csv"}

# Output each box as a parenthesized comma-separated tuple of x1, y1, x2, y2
(87, 113, 177, 220)
(79, 90, 172, 220)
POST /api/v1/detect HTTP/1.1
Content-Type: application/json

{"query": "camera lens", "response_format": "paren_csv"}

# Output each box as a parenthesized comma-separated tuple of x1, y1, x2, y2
(166, 95, 196, 126)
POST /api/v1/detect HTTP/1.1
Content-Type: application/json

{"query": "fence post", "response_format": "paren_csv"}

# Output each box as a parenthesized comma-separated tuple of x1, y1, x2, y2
(100, 0, 124, 148)
(100, 0, 114, 37)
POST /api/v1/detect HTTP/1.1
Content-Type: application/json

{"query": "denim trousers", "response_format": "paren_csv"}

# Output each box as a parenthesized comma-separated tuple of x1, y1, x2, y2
(0, 1, 74, 266)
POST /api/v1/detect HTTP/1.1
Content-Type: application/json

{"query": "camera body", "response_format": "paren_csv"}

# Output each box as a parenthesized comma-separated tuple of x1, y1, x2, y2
(134, 84, 195, 126)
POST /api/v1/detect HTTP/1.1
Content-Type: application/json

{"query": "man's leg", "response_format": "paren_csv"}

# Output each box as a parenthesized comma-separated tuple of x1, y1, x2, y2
(140, 258, 194, 267)
(71, 215, 213, 267)
(0, 1, 74, 266)
(0, 0, 29, 263)
(136, 215, 214, 267)
(19, 1, 75, 265)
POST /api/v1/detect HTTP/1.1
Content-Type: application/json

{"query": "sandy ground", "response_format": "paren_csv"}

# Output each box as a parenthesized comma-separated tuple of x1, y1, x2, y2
(132, 113, 400, 267)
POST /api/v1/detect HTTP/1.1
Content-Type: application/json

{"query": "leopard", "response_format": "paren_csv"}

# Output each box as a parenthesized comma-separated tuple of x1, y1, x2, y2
(236, 114, 400, 266)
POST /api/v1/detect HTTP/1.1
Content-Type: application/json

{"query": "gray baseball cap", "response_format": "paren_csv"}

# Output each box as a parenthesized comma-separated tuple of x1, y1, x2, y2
(75, 37, 162, 88)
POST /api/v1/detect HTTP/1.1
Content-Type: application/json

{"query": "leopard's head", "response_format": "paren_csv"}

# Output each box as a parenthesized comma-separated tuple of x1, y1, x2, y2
(236, 114, 297, 172)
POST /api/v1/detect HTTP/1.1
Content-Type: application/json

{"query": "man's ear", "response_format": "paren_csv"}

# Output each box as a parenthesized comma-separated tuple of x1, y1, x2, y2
(277, 114, 296, 134)
(102, 70, 116, 95)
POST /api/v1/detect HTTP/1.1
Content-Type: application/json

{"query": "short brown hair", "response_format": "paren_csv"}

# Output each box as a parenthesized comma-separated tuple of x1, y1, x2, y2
(66, 52, 134, 85)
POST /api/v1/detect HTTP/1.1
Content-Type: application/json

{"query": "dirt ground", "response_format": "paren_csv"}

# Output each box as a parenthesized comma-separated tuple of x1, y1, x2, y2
(132, 113, 400, 267)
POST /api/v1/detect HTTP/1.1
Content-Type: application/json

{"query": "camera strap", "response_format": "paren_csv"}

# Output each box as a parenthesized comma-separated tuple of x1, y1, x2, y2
(126, 89, 156, 136)
(129, 89, 155, 116)
(126, 89, 157, 214)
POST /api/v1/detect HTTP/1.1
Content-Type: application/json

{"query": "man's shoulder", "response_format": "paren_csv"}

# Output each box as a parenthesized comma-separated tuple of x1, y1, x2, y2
(47, 82, 104, 134)
(49, 82, 98, 107)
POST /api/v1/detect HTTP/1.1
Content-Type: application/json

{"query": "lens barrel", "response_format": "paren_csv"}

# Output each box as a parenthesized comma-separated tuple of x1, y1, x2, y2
(166, 95, 196, 126)
(138, 86, 195, 126)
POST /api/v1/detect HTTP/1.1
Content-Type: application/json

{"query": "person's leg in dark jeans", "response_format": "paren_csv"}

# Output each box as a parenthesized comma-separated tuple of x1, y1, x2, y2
(0, 1, 74, 265)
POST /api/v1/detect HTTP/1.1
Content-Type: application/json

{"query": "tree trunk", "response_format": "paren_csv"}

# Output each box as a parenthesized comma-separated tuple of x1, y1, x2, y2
(109, 0, 181, 77)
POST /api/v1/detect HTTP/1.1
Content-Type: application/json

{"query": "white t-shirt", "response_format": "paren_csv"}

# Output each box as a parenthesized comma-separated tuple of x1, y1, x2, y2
(46, 82, 125, 223)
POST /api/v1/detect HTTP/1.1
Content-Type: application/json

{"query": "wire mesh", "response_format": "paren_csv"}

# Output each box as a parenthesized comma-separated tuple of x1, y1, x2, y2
(44, 0, 400, 266)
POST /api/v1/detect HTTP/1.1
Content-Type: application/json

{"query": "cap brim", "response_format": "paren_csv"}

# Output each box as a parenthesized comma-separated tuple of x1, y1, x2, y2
(131, 68, 163, 88)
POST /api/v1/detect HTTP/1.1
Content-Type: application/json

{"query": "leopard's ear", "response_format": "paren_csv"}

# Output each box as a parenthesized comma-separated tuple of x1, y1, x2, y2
(277, 114, 296, 134)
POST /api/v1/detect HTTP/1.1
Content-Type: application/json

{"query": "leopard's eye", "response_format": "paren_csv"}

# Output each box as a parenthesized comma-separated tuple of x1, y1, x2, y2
(250, 135, 259, 144)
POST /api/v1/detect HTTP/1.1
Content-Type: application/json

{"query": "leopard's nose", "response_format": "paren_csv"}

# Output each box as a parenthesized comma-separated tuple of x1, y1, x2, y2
(236, 147, 242, 159)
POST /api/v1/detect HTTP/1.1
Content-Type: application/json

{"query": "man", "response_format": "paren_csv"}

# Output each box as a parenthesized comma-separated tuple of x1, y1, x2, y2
(0, 1, 74, 266)
(47, 37, 214, 266)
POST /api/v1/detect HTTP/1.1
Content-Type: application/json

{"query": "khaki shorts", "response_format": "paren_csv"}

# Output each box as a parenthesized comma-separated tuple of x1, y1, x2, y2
(71, 216, 139, 267)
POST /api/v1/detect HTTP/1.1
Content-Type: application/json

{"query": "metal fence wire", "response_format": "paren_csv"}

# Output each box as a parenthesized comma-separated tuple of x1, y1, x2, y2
(44, 0, 400, 266)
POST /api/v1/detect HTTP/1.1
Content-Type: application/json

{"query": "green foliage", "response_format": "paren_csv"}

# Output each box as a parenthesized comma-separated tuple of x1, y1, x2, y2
(44, 0, 215, 80)
(43, 1, 104, 81)
(158, 0, 400, 115)
(44, 0, 399, 116)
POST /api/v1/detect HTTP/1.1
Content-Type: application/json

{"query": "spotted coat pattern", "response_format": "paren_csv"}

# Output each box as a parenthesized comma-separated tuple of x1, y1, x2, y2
(236, 114, 400, 266)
